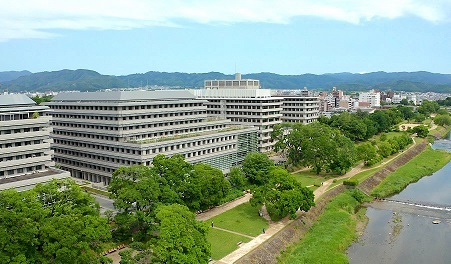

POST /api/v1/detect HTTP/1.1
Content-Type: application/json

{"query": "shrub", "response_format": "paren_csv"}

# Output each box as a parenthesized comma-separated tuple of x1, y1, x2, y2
(350, 189, 366, 203)
(31, 111, 40, 119)
(343, 180, 358, 186)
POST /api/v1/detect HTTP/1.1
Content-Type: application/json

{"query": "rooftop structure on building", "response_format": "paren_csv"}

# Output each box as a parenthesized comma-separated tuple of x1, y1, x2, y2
(45, 90, 258, 185)
(205, 73, 260, 90)
(0, 94, 70, 191)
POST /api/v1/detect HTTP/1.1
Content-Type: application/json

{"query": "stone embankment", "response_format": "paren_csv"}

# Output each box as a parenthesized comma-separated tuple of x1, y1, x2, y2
(235, 141, 428, 264)
(357, 141, 427, 196)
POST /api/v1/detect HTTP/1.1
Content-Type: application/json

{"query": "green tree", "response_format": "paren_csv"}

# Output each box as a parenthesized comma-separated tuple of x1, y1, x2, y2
(192, 163, 230, 210)
(328, 134, 357, 174)
(108, 165, 165, 240)
(413, 112, 426, 122)
(434, 114, 451, 126)
(437, 109, 449, 115)
(242, 152, 274, 185)
(400, 98, 409, 105)
(109, 157, 230, 240)
(362, 117, 378, 139)
(377, 141, 393, 158)
(388, 138, 400, 154)
(31, 95, 54, 105)
(328, 112, 368, 141)
(357, 142, 378, 166)
(397, 105, 415, 120)
(251, 167, 314, 220)
(154, 204, 210, 264)
(412, 125, 429, 138)
(394, 134, 413, 150)
(272, 122, 356, 174)
(0, 179, 110, 263)
(369, 110, 392, 133)
(227, 167, 247, 189)
(417, 100, 440, 116)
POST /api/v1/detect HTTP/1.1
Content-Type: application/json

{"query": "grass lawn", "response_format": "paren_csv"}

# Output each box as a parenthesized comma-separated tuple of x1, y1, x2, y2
(423, 118, 433, 126)
(291, 171, 336, 187)
(374, 131, 409, 142)
(81, 185, 110, 196)
(372, 147, 451, 198)
(208, 202, 268, 237)
(208, 228, 252, 260)
(308, 185, 319, 191)
(348, 167, 380, 183)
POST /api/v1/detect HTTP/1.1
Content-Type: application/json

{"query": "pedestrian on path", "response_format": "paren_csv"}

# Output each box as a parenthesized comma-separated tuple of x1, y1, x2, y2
(262, 228, 265, 234)
(211, 221, 214, 227)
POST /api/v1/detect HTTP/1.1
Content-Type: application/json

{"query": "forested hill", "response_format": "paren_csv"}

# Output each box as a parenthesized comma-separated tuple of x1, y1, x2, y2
(2, 69, 451, 93)
(0, 70, 32, 83)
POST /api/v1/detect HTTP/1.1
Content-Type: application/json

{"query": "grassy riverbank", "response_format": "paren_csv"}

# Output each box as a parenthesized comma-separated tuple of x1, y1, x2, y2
(372, 147, 451, 198)
(278, 190, 369, 264)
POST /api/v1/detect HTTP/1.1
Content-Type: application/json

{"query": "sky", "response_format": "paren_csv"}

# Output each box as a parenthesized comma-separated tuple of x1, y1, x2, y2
(0, 0, 450, 76)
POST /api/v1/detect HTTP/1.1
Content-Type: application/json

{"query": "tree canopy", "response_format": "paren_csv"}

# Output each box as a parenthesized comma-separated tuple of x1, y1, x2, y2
(412, 125, 429, 138)
(108, 155, 231, 242)
(153, 204, 210, 264)
(251, 167, 314, 220)
(241, 152, 274, 185)
(0, 179, 111, 264)
(417, 100, 440, 116)
(272, 122, 357, 174)
(434, 114, 451, 126)
(31, 95, 54, 105)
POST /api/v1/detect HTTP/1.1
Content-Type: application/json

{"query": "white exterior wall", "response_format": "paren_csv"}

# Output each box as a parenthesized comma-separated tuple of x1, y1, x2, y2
(0, 108, 54, 178)
(359, 91, 381, 107)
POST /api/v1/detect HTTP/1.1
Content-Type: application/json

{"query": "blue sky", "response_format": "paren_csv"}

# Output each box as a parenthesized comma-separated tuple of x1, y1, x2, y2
(0, 0, 450, 75)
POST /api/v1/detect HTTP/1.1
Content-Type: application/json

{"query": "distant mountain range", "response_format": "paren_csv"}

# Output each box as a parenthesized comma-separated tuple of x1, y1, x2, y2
(1, 69, 451, 93)
(0, 70, 32, 82)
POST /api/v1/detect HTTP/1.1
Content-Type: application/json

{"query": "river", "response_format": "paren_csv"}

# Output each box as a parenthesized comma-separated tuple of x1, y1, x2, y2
(347, 135, 451, 264)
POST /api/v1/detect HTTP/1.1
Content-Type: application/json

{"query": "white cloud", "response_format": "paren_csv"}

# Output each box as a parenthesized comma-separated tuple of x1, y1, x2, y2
(0, 0, 449, 41)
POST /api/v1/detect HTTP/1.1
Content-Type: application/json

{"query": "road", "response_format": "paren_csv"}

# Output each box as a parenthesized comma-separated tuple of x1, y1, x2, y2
(91, 193, 116, 214)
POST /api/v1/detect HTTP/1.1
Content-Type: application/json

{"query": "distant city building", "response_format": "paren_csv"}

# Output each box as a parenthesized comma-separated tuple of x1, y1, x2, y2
(45, 90, 258, 185)
(359, 90, 381, 107)
(0, 94, 69, 191)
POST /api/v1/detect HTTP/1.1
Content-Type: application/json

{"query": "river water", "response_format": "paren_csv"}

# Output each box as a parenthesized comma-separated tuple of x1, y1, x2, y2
(347, 135, 451, 264)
